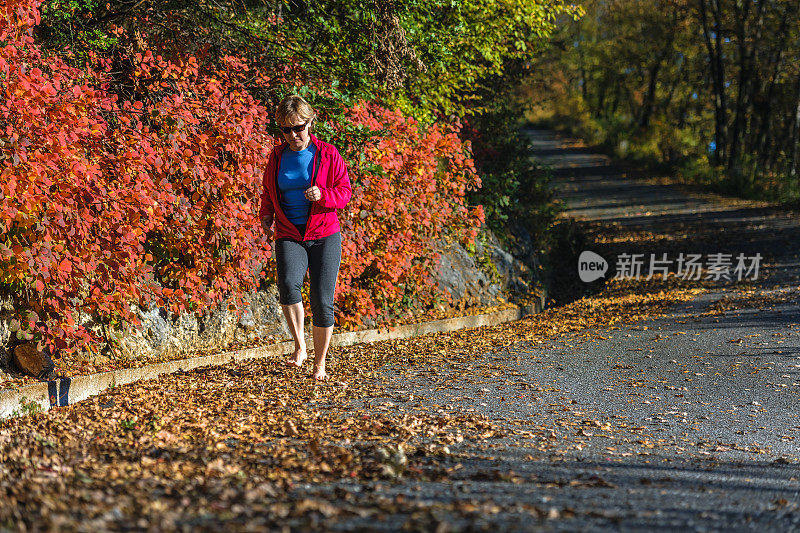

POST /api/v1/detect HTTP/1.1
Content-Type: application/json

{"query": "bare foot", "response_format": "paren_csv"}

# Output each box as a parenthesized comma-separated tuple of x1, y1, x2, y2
(313, 365, 327, 381)
(285, 349, 307, 367)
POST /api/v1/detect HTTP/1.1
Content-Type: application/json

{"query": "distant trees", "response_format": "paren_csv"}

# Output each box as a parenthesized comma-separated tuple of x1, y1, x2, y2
(528, 0, 800, 198)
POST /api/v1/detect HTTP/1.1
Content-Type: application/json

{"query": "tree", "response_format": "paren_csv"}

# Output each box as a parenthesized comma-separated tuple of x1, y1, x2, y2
(529, 0, 800, 198)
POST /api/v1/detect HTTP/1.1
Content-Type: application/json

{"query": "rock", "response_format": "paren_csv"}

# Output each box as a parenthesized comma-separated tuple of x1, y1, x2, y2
(477, 228, 536, 293)
(0, 296, 12, 369)
(117, 285, 288, 362)
(12, 343, 55, 380)
(435, 227, 539, 308)
(232, 286, 289, 344)
(436, 239, 499, 306)
(77, 353, 112, 365)
(0, 323, 10, 370)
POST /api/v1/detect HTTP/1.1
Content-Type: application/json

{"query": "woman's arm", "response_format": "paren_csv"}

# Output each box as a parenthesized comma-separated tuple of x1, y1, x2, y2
(317, 148, 352, 209)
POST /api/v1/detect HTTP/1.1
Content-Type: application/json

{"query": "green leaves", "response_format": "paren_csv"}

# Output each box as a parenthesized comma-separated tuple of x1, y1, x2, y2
(230, 0, 582, 118)
(392, 0, 582, 115)
(37, 0, 118, 62)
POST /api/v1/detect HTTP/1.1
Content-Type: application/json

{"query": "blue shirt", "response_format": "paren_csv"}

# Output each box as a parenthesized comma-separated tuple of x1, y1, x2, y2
(277, 144, 316, 225)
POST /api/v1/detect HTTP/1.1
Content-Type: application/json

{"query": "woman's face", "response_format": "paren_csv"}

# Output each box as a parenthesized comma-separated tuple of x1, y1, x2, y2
(281, 114, 311, 151)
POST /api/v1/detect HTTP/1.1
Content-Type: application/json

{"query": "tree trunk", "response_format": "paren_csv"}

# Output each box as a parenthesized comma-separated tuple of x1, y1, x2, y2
(755, 16, 789, 173)
(790, 77, 800, 180)
(578, 45, 589, 104)
(638, 54, 664, 130)
(596, 78, 607, 117)
(662, 62, 682, 114)
(728, 0, 766, 176)
(697, 0, 728, 166)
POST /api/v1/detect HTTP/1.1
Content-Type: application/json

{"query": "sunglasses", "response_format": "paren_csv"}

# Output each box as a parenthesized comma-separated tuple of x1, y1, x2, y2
(280, 122, 308, 134)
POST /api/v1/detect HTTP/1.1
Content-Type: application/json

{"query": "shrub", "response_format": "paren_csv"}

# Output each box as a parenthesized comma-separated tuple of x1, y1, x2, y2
(1, 1, 486, 354)
(336, 103, 484, 326)
(1, 0, 272, 354)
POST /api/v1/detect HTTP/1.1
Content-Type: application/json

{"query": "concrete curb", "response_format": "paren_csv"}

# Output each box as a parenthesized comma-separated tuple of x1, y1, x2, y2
(0, 296, 544, 419)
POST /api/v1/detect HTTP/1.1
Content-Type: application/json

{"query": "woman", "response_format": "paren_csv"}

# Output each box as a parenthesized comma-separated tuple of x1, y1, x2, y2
(259, 95, 352, 381)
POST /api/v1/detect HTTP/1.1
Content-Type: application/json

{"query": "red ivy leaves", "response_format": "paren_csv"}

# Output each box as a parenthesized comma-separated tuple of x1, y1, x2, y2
(336, 104, 484, 327)
(0, 1, 485, 355)
(0, 1, 272, 354)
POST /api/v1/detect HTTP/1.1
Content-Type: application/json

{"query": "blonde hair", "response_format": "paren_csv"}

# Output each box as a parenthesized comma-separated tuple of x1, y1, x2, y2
(275, 95, 316, 127)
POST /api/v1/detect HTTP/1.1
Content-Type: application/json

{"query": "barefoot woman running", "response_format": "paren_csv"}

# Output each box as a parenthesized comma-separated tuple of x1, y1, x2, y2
(259, 95, 352, 380)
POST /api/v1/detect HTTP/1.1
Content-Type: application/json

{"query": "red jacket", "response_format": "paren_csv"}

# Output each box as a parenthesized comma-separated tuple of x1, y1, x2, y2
(259, 134, 352, 241)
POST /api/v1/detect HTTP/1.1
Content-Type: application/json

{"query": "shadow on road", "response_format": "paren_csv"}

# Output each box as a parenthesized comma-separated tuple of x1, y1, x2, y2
(308, 452, 800, 531)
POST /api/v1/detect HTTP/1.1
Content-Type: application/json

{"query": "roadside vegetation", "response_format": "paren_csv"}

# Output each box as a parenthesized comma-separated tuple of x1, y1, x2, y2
(0, 0, 581, 363)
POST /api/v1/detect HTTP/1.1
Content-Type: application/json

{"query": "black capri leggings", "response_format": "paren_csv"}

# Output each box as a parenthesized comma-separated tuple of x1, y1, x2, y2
(275, 231, 341, 327)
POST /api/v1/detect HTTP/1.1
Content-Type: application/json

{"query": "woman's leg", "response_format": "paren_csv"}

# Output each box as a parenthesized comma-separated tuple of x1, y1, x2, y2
(282, 302, 306, 366)
(275, 238, 309, 366)
(308, 232, 342, 380)
(311, 325, 333, 380)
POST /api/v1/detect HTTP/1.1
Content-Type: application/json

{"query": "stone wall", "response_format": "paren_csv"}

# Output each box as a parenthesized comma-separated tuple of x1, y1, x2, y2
(117, 285, 289, 363)
(435, 226, 539, 309)
(1, 227, 539, 378)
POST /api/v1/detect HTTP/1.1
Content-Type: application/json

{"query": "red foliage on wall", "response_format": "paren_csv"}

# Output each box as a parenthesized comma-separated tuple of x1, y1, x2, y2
(1, 0, 272, 352)
(336, 104, 484, 326)
(1, 1, 484, 355)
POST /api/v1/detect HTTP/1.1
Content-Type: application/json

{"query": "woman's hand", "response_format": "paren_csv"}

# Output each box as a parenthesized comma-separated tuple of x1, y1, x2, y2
(260, 216, 274, 240)
(304, 186, 322, 202)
